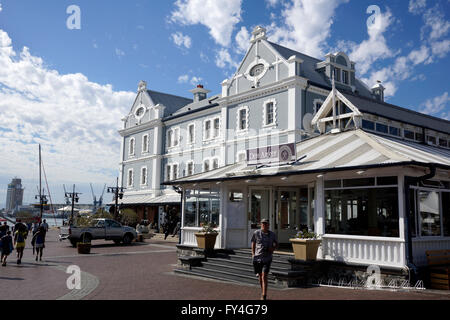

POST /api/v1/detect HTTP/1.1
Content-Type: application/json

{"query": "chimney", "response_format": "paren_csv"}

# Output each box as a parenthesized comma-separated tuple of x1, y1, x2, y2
(371, 80, 385, 102)
(190, 85, 210, 103)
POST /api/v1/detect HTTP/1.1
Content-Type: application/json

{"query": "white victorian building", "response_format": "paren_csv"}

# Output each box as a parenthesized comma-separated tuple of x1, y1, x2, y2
(118, 27, 450, 282)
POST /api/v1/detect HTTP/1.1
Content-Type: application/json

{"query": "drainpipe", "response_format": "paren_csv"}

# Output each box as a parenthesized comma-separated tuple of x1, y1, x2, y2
(404, 164, 436, 280)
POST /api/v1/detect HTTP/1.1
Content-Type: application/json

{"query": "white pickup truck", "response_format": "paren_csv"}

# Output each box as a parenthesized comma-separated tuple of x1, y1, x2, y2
(60, 218, 138, 247)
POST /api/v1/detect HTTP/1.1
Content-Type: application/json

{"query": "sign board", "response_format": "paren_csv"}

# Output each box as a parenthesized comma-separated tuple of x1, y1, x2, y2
(247, 143, 295, 165)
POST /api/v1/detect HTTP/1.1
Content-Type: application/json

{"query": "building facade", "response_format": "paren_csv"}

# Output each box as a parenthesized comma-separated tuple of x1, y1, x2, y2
(118, 26, 450, 272)
(6, 178, 24, 213)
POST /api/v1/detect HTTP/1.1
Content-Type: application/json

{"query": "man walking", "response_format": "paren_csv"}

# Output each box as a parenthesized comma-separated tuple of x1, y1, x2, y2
(251, 219, 278, 301)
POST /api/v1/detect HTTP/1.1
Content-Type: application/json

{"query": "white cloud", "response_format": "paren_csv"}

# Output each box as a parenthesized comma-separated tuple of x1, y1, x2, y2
(421, 5, 450, 42)
(0, 4, 2, 12)
(115, 48, 125, 57)
(419, 92, 449, 115)
(409, 0, 427, 15)
(266, 0, 280, 7)
(267, 0, 349, 58)
(170, 0, 242, 47)
(171, 32, 192, 49)
(178, 74, 189, 83)
(215, 48, 239, 69)
(235, 26, 250, 54)
(0, 29, 135, 192)
(338, 8, 397, 75)
(178, 74, 203, 86)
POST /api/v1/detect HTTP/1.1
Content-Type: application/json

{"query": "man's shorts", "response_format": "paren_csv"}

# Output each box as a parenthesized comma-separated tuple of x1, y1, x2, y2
(253, 260, 272, 275)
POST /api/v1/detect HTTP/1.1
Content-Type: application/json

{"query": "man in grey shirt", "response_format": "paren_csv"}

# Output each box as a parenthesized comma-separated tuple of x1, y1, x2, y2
(251, 219, 278, 300)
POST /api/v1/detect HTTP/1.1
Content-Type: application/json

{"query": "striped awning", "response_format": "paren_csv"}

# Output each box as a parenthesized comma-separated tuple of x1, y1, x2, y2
(166, 129, 450, 185)
(110, 193, 181, 206)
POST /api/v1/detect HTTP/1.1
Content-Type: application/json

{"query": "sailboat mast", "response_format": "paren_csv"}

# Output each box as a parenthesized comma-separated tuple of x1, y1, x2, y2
(39, 144, 42, 220)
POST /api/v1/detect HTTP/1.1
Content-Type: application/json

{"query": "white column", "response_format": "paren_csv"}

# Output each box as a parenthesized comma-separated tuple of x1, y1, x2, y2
(118, 136, 125, 187)
(315, 177, 325, 235)
(221, 105, 228, 166)
(152, 124, 163, 196)
(397, 174, 406, 267)
(220, 184, 227, 249)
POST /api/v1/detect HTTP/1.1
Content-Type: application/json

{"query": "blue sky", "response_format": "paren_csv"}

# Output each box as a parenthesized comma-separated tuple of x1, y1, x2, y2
(0, 0, 449, 207)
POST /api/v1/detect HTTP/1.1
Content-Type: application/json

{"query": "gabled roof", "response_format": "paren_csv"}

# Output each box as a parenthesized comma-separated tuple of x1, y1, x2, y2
(147, 90, 192, 116)
(267, 41, 373, 98)
(342, 92, 450, 134)
(165, 129, 450, 185)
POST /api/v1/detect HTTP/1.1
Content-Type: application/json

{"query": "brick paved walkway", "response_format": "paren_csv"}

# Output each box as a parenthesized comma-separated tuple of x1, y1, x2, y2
(1, 229, 449, 300)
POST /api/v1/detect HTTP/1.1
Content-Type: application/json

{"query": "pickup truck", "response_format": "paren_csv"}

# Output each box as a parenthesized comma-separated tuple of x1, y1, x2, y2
(60, 218, 138, 247)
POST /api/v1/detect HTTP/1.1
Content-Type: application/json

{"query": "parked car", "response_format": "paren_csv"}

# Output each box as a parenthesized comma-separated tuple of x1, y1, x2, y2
(59, 218, 138, 247)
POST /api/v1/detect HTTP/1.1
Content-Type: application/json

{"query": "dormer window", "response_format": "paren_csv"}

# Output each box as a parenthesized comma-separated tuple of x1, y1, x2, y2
(334, 67, 341, 82)
(342, 70, 349, 85)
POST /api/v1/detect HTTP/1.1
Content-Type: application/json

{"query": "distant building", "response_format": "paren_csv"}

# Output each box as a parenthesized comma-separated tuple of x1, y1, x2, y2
(6, 178, 24, 212)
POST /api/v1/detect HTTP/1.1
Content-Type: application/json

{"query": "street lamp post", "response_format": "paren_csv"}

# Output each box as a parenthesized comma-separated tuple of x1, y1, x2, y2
(65, 184, 81, 223)
(107, 178, 125, 221)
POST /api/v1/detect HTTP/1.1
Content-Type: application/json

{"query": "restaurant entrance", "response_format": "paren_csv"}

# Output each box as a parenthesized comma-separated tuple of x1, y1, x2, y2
(249, 186, 314, 245)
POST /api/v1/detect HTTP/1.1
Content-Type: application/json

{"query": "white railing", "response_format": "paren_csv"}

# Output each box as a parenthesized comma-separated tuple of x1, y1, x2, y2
(181, 227, 221, 249)
(412, 238, 450, 267)
(321, 234, 406, 268)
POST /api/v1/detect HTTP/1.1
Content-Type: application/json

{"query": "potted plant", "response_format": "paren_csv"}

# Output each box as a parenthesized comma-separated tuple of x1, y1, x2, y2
(289, 230, 321, 261)
(77, 233, 91, 255)
(195, 223, 219, 250)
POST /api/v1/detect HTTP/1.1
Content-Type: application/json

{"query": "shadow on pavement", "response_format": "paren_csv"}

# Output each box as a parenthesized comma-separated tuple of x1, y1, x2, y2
(0, 276, 25, 281)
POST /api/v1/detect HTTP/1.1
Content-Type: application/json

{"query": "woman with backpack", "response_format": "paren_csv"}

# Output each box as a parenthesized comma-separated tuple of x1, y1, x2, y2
(1, 231, 13, 266)
(31, 226, 46, 262)
(14, 228, 27, 264)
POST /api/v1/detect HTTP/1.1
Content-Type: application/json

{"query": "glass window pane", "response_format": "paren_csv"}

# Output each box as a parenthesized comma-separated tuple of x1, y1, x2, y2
(443, 192, 450, 237)
(325, 187, 399, 237)
(184, 191, 197, 227)
(419, 190, 441, 236)
(389, 127, 400, 136)
(376, 123, 388, 134)
(362, 120, 375, 131)
(325, 180, 341, 189)
(404, 130, 415, 140)
(343, 178, 375, 188)
(377, 176, 398, 186)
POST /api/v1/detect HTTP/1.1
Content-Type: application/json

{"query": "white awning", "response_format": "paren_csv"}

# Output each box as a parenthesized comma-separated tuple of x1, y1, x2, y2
(166, 129, 450, 185)
(111, 193, 181, 206)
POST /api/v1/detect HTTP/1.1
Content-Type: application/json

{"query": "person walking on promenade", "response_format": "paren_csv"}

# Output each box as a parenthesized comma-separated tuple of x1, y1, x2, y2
(14, 227, 27, 264)
(41, 219, 49, 233)
(32, 222, 40, 237)
(251, 219, 278, 301)
(0, 222, 9, 238)
(1, 231, 13, 266)
(31, 226, 46, 262)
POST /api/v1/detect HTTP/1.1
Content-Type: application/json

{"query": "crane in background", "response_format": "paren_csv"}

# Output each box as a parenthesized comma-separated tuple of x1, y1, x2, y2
(90, 183, 107, 214)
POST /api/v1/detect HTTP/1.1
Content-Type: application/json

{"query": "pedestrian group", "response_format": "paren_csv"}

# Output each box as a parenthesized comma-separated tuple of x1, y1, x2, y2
(0, 219, 48, 266)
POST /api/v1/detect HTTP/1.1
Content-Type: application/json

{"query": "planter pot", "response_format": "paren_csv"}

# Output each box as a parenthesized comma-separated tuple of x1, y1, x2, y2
(77, 243, 91, 254)
(195, 233, 218, 250)
(290, 239, 321, 261)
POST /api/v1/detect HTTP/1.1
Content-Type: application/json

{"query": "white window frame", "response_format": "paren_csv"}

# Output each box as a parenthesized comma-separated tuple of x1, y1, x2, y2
(167, 127, 181, 149)
(129, 138, 136, 156)
(186, 161, 194, 176)
(166, 164, 172, 181)
(203, 159, 211, 172)
(204, 119, 212, 141)
(262, 99, 277, 128)
(237, 106, 249, 132)
(172, 163, 179, 180)
(313, 99, 324, 115)
(140, 166, 148, 186)
(142, 134, 149, 154)
(188, 123, 196, 145)
(127, 168, 134, 187)
(212, 157, 220, 170)
(213, 117, 221, 138)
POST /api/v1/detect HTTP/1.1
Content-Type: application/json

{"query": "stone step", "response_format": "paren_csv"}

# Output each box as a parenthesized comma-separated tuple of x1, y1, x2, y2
(201, 261, 278, 280)
(207, 256, 290, 271)
(174, 267, 281, 287)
